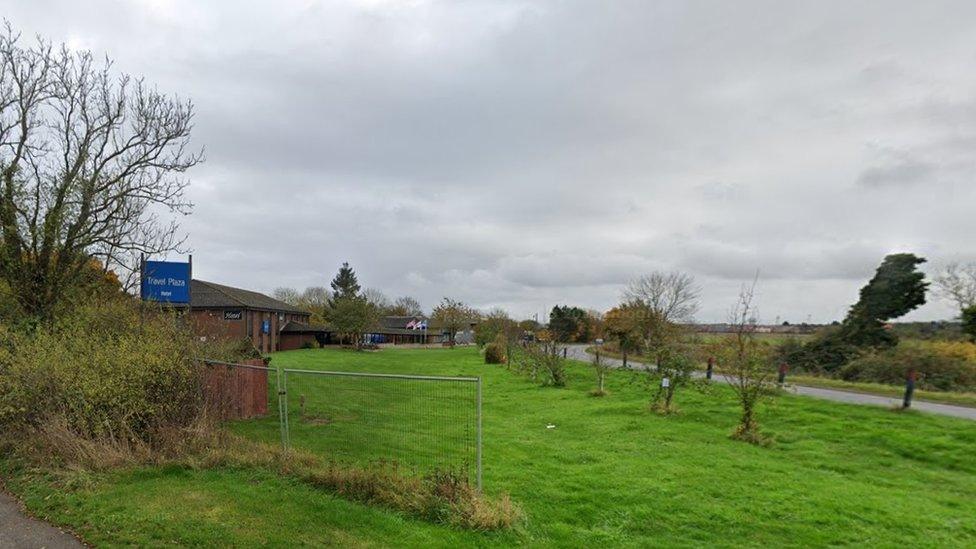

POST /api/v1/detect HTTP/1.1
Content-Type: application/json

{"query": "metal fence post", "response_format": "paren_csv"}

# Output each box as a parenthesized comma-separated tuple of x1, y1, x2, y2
(276, 364, 290, 451)
(476, 376, 483, 491)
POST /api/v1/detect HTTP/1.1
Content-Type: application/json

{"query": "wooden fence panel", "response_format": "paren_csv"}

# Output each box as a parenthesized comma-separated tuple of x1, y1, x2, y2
(204, 359, 269, 420)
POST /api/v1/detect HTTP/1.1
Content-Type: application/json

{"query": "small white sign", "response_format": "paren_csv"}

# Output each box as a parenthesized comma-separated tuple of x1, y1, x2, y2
(546, 424, 556, 429)
(661, 377, 670, 388)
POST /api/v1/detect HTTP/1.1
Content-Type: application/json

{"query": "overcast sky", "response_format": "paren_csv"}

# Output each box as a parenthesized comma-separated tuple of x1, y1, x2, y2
(7, 0, 976, 322)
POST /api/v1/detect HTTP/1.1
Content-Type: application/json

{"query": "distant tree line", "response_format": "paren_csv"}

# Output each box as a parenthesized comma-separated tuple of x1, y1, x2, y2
(273, 262, 481, 349)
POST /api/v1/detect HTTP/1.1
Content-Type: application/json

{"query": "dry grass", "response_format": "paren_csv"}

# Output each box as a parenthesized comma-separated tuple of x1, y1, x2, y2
(5, 419, 522, 532)
(199, 436, 523, 531)
(5, 412, 227, 470)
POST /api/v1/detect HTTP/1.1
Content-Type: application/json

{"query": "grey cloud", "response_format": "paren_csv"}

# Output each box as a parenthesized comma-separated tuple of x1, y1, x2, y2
(697, 182, 746, 201)
(857, 158, 936, 188)
(4, 0, 975, 323)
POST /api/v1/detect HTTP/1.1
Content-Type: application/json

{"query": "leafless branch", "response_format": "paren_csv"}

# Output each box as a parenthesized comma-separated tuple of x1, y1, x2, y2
(934, 262, 976, 311)
(0, 22, 201, 319)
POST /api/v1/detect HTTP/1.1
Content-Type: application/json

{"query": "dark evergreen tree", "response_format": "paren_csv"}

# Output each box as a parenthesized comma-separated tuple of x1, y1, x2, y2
(549, 305, 587, 343)
(787, 253, 930, 373)
(329, 262, 361, 306)
(839, 253, 929, 347)
(962, 305, 976, 343)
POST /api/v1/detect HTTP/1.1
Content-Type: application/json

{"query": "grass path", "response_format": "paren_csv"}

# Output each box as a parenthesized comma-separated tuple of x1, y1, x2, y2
(3, 346, 976, 547)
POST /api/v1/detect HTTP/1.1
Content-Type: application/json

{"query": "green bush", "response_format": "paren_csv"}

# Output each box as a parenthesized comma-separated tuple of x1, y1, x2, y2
(0, 298, 221, 446)
(838, 340, 976, 391)
(778, 330, 863, 374)
(484, 334, 507, 364)
(962, 306, 976, 343)
(522, 340, 567, 387)
(484, 343, 506, 364)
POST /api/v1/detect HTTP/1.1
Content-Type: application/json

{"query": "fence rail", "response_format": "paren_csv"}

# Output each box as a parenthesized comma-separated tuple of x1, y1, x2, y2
(201, 359, 483, 488)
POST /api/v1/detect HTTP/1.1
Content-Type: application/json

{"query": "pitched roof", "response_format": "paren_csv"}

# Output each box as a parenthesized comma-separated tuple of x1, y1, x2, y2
(191, 279, 308, 314)
(280, 320, 332, 333)
(378, 315, 426, 329)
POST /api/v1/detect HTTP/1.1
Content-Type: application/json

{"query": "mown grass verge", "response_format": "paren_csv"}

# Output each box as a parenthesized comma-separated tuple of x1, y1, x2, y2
(3, 346, 976, 546)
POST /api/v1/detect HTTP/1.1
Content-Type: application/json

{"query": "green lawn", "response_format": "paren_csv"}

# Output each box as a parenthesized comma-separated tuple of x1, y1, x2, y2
(4, 346, 976, 547)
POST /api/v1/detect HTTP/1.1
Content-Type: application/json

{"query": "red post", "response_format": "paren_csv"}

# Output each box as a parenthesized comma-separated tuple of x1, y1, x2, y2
(778, 362, 788, 385)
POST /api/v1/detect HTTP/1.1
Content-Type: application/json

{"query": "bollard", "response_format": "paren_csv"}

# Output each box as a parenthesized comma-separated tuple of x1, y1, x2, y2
(563, 347, 567, 358)
(706, 357, 714, 380)
(778, 363, 788, 385)
(903, 369, 916, 409)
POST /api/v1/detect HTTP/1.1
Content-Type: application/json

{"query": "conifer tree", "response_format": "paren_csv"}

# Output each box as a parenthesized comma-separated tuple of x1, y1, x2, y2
(329, 262, 361, 306)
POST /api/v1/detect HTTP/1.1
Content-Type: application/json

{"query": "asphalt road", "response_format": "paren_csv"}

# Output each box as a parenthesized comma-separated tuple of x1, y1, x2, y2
(565, 345, 976, 421)
(0, 490, 84, 548)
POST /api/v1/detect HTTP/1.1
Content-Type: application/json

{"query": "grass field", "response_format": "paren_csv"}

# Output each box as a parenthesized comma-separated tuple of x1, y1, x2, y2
(587, 343, 976, 408)
(4, 346, 976, 547)
(233, 360, 481, 482)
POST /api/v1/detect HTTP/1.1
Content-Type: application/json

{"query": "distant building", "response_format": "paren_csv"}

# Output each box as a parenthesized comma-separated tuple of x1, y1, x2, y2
(365, 315, 441, 345)
(692, 322, 819, 335)
(189, 279, 328, 353)
(365, 315, 479, 345)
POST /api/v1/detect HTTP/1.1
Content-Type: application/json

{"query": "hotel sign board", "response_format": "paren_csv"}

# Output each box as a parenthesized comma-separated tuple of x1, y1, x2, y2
(141, 260, 191, 304)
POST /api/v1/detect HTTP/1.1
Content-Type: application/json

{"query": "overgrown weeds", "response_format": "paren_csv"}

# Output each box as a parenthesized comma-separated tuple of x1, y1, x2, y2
(0, 298, 255, 455)
(190, 436, 523, 530)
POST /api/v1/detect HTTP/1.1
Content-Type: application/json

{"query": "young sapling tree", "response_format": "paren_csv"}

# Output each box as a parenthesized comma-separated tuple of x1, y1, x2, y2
(590, 343, 612, 396)
(717, 280, 778, 444)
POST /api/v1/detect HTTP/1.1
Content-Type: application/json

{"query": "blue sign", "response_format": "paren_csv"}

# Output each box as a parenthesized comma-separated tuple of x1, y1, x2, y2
(262, 319, 271, 334)
(141, 260, 191, 304)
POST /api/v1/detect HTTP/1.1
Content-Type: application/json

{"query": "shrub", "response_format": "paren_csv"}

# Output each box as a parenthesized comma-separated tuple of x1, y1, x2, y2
(484, 334, 508, 364)
(778, 330, 864, 374)
(523, 340, 567, 387)
(0, 298, 235, 456)
(484, 343, 506, 364)
(963, 306, 976, 343)
(838, 340, 976, 391)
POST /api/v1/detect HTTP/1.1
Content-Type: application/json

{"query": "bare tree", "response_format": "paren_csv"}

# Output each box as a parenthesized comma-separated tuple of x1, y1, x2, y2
(523, 335, 567, 387)
(934, 262, 976, 311)
(590, 344, 612, 396)
(0, 24, 201, 320)
(301, 286, 330, 309)
(273, 287, 301, 305)
(716, 279, 777, 445)
(362, 287, 391, 311)
(390, 295, 423, 316)
(623, 271, 701, 324)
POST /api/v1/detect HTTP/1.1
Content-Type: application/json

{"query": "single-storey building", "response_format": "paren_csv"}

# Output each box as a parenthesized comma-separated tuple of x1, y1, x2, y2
(189, 279, 328, 353)
(280, 320, 335, 350)
(365, 315, 439, 345)
(364, 316, 478, 345)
